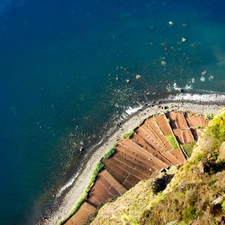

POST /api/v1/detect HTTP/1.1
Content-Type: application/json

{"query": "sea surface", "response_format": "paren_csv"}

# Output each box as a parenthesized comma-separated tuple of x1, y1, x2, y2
(1, 0, 225, 224)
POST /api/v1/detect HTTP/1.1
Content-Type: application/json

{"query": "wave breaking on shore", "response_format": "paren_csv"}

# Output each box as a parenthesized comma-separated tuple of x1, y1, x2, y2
(40, 91, 225, 225)
(54, 92, 225, 200)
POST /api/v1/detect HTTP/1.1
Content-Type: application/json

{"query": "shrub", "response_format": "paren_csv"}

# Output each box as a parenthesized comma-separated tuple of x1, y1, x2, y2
(149, 192, 168, 207)
(104, 143, 117, 159)
(205, 114, 214, 120)
(182, 206, 197, 223)
(88, 162, 105, 188)
(222, 201, 225, 211)
(188, 113, 193, 117)
(205, 114, 225, 152)
(121, 130, 135, 139)
(194, 153, 206, 164)
(121, 214, 139, 225)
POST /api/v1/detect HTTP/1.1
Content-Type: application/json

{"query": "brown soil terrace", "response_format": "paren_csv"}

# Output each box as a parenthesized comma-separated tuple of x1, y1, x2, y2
(64, 111, 211, 225)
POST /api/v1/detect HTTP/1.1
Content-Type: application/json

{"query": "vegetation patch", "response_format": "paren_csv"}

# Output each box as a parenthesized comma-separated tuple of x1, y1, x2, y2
(182, 206, 197, 223)
(103, 143, 117, 159)
(222, 201, 225, 211)
(181, 142, 196, 157)
(87, 162, 105, 189)
(121, 130, 135, 139)
(166, 134, 179, 149)
(205, 114, 214, 120)
(149, 192, 168, 207)
(121, 214, 139, 225)
(187, 112, 193, 117)
(204, 113, 225, 160)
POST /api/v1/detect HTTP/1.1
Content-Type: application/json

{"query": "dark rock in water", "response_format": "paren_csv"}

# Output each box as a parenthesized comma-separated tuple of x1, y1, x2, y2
(117, 122, 122, 127)
(180, 89, 184, 93)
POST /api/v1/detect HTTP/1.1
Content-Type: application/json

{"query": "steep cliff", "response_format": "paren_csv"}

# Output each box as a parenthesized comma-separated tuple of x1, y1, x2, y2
(89, 109, 225, 225)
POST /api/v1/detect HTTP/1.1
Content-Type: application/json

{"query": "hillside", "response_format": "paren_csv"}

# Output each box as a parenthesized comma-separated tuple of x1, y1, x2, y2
(58, 108, 222, 225)
(88, 109, 225, 225)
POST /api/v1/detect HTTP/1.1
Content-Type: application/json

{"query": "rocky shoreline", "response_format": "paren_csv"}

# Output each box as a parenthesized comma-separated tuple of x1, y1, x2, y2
(41, 100, 224, 225)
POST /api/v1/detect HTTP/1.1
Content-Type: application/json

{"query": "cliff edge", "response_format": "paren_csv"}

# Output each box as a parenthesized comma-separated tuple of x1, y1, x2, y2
(89, 109, 225, 225)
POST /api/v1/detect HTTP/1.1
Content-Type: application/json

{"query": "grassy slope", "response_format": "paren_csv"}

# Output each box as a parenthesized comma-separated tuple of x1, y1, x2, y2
(90, 109, 225, 225)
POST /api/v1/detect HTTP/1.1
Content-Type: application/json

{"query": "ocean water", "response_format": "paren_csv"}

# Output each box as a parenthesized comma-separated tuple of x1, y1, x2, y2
(0, 0, 225, 224)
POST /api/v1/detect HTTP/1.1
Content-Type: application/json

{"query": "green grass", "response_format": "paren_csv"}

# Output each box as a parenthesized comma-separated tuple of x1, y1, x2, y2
(121, 130, 135, 139)
(87, 162, 105, 189)
(181, 142, 196, 157)
(149, 192, 168, 207)
(205, 114, 214, 120)
(166, 134, 179, 149)
(121, 214, 139, 225)
(187, 112, 193, 117)
(103, 143, 117, 159)
(182, 206, 197, 223)
(222, 201, 225, 211)
(58, 161, 105, 225)
(204, 113, 225, 160)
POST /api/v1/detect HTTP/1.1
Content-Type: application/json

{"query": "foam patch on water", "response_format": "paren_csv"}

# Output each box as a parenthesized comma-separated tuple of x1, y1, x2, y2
(200, 76, 206, 82)
(119, 105, 143, 120)
(55, 173, 79, 198)
(167, 82, 193, 92)
(168, 92, 225, 103)
(125, 105, 142, 115)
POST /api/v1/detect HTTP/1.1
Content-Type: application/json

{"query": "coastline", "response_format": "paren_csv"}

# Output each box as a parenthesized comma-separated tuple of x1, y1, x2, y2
(42, 99, 224, 225)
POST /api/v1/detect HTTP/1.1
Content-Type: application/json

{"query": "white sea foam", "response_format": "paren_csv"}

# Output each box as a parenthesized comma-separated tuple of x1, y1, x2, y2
(200, 76, 206, 82)
(209, 75, 214, 81)
(184, 84, 193, 90)
(54, 90, 225, 203)
(173, 82, 181, 91)
(169, 92, 225, 103)
(56, 104, 145, 199)
(125, 105, 142, 115)
(169, 82, 193, 92)
(55, 173, 79, 198)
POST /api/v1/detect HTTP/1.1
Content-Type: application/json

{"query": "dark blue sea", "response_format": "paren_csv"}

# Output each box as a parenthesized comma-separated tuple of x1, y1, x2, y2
(1, 0, 225, 224)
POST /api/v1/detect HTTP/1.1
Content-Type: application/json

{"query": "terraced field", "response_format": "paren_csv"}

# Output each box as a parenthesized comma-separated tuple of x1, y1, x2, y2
(64, 111, 211, 225)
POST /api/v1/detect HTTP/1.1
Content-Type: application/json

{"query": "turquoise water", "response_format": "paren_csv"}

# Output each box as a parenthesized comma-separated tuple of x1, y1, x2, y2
(0, 0, 225, 224)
